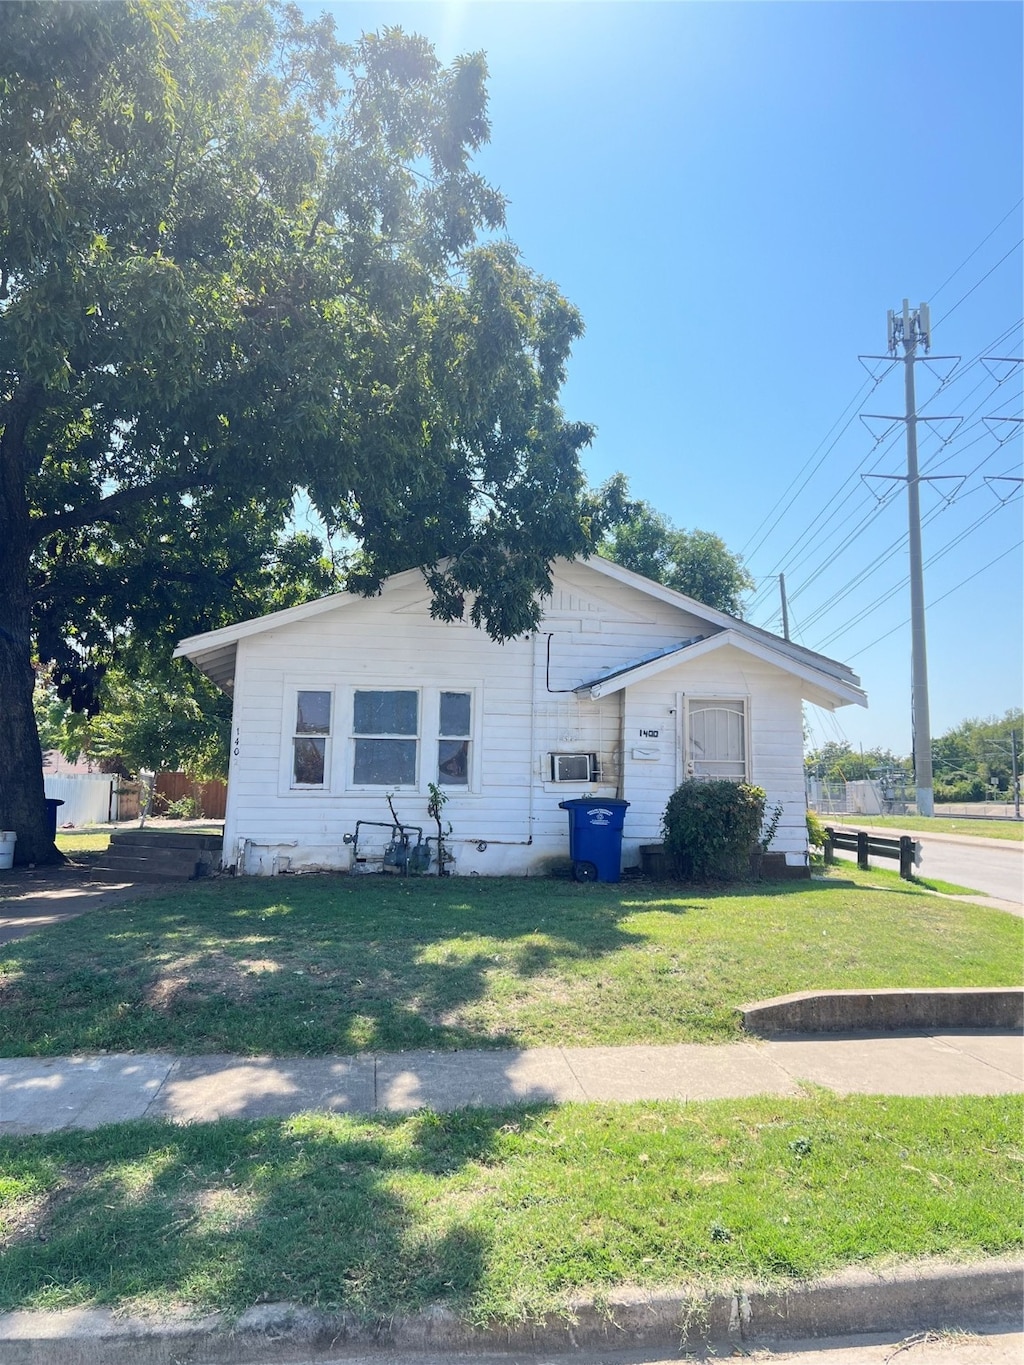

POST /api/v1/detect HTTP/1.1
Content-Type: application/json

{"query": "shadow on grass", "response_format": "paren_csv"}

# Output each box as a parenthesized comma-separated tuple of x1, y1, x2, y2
(0, 1106, 534, 1320)
(0, 877, 669, 1057)
(0, 872, 1016, 1059)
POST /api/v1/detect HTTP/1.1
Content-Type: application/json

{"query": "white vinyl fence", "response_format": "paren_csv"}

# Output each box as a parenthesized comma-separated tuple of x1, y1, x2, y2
(43, 774, 115, 827)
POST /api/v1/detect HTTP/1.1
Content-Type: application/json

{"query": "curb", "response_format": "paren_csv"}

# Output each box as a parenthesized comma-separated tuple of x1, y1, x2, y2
(0, 1259, 1019, 1363)
(740, 986, 1024, 1034)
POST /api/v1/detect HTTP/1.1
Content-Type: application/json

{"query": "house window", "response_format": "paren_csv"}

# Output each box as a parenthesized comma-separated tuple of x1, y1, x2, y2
(353, 689, 419, 786)
(292, 690, 332, 786)
(437, 690, 471, 786)
(687, 698, 747, 781)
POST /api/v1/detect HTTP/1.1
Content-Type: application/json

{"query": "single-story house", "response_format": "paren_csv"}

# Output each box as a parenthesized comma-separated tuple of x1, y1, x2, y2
(174, 555, 866, 876)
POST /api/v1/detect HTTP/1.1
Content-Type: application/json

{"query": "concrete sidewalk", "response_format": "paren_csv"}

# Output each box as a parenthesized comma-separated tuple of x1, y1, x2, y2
(2, 1031, 1021, 1134)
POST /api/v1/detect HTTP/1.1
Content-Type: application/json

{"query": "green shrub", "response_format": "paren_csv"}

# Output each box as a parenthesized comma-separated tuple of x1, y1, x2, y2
(662, 780, 766, 881)
(933, 777, 987, 803)
(806, 809, 827, 849)
(162, 795, 199, 820)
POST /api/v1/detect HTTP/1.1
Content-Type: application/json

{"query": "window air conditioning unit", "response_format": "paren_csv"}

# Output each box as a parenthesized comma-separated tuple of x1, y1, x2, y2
(550, 753, 598, 783)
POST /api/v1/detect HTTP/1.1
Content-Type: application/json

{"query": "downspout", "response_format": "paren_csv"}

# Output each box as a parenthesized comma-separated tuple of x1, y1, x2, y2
(616, 689, 626, 800)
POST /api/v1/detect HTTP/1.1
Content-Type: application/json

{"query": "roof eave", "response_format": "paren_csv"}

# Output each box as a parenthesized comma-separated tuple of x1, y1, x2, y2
(576, 555, 861, 685)
(578, 630, 867, 708)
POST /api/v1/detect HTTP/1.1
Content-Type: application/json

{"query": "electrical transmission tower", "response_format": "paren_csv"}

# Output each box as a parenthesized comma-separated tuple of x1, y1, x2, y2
(859, 302, 963, 817)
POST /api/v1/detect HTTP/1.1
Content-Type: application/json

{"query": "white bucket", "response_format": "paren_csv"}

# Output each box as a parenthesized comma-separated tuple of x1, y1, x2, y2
(0, 832, 15, 871)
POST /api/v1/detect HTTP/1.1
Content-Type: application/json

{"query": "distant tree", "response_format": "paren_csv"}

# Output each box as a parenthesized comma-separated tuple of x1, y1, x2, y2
(35, 661, 231, 783)
(1, 2, 599, 861)
(932, 709, 1023, 794)
(596, 475, 754, 614)
(804, 741, 908, 783)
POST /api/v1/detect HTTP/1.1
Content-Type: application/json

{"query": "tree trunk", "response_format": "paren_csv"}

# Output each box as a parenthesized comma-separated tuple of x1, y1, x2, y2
(0, 385, 61, 866)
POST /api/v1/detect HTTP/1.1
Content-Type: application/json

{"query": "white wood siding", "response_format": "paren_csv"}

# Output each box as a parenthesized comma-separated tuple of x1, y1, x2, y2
(621, 646, 807, 866)
(224, 566, 810, 874)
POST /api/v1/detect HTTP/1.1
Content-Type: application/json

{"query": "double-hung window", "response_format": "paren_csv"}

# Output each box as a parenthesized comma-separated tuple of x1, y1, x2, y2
(437, 690, 472, 786)
(292, 690, 332, 787)
(686, 698, 747, 781)
(348, 687, 477, 790)
(352, 690, 419, 786)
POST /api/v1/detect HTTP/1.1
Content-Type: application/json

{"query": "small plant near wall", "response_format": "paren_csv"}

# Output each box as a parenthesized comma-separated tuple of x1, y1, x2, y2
(806, 809, 827, 850)
(662, 780, 766, 881)
(759, 801, 784, 851)
(427, 782, 452, 876)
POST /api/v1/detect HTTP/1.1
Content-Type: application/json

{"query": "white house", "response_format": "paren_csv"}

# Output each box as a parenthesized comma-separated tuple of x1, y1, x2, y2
(174, 556, 866, 877)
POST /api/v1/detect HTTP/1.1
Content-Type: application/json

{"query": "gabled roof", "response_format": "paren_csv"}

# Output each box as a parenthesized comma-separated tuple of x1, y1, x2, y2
(172, 569, 426, 695)
(577, 555, 863, 690)
(575, 630, 867, 710)
(174, 556, 865, 709)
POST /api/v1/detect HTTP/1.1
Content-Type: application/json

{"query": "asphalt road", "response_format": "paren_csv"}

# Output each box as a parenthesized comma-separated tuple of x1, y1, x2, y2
(834, 830, 1023, 906)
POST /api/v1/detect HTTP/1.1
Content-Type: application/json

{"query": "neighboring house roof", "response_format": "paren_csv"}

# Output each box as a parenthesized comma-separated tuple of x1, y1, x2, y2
(174, 557, 865, 709)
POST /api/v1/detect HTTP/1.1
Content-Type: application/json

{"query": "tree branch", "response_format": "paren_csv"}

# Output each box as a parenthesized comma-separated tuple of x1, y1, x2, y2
(31, 474, 205, 543)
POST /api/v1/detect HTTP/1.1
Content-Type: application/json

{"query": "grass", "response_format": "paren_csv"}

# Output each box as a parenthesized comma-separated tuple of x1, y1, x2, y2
(830, 815, 1023, 841)
(54, 832, 110, 861)
(825, 859, 982, 898)
(0, 871, 1019, 1057)
(0, 1094, 1019, 1323)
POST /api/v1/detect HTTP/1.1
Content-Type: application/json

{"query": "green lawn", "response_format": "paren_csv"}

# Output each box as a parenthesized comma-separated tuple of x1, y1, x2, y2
(831, 815, 1023, 841)
(1, 871, 1019, 1057)
(54, 831, 111, 860)
(0, 1094, 1019, 1323)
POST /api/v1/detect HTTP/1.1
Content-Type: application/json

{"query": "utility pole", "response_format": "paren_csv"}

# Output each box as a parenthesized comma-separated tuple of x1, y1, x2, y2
(897, 301, 933, 816)
(779, 573, 790, 641)
(1012, 729, 1020, 821)
(860, 302, 962, 817)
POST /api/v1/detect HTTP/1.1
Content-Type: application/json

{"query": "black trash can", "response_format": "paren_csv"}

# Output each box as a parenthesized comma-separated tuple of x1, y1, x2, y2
(45, 798, 65, 840)
(558, 798, 630, 882)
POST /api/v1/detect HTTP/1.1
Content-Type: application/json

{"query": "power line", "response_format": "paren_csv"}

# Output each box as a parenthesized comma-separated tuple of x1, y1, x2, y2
(933, 238, 1024, 326)
(747, 319, 1023, 620)
(813, 489, 1022, 652)
(739, 374, 887, 565)
(796, 421, 1022, 634)
(787, 376, 1021, 604)
(844, 539, 1024, 660)
(929, 199, 1023, 301)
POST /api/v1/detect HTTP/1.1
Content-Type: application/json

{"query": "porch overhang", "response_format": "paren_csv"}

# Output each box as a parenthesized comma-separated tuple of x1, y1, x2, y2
(575, 630, 867, 710)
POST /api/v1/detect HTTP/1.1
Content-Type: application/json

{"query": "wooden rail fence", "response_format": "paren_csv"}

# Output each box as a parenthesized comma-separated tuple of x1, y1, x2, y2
(824, 827, 920, 880)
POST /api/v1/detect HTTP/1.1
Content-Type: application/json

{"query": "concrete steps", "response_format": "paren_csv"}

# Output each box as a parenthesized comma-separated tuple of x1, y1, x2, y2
(91, 829, 223, 883)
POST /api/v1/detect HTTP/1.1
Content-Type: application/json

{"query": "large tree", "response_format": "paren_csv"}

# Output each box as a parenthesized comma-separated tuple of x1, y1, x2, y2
(596, 476, 754, 615)
(1, 1, 598, 862)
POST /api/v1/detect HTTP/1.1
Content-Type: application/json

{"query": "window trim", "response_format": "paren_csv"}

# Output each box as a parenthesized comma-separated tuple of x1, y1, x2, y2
(343, 682, 483, 794)
(351, 686, 422, 790)
(677, 692, 751, 786)
(279, 682, 336, 794)
(436, 688, 475, 789)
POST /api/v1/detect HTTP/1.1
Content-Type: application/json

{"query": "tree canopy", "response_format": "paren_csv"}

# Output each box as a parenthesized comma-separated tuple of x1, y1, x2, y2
(596, 475, 754, 615)
(803, 740, 908, 784)
(805, 709, 1021, 802)
(931, 709, 1022, 796)
(0, 1, 600, 861)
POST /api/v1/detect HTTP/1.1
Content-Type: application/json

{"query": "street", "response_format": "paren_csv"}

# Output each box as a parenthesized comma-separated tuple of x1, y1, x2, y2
(833, 830, 1022, 907)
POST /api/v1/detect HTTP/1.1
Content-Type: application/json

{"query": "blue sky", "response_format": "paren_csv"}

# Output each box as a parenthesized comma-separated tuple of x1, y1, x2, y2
(312, 1, 1022, 757)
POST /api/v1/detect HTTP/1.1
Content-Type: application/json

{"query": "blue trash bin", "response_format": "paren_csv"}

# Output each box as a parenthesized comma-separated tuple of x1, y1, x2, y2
(558, 798, 630, 882)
